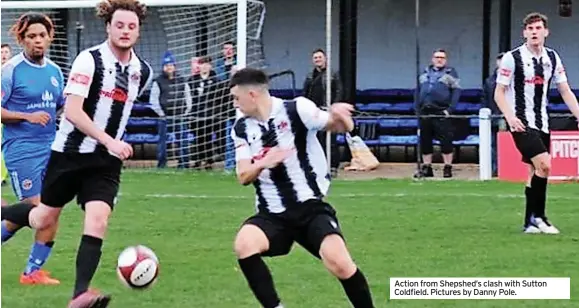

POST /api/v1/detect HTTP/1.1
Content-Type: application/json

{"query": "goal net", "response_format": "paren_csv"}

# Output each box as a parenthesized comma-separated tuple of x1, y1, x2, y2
(1, 0, 266, 170)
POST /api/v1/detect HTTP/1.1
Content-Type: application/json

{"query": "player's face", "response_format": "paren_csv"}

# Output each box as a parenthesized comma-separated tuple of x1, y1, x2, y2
(312, 52, 326, 68)
(230, 85, 257, 115)
(1, 47, 11, 65)
(431, 52, 447, 68)
(22, 23, 51, 61)
(524, 21, 548, 47)
(107, 10, 140, 50)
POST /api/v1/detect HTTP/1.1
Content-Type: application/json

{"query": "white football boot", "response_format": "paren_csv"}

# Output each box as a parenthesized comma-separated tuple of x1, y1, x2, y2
(532, 217, 560, 234)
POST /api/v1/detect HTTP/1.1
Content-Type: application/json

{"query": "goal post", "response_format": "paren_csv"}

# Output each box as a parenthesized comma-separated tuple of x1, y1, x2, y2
(1, 0, 266, 170)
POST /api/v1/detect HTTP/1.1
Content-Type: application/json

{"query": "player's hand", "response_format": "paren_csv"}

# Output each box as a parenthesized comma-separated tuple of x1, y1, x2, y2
(330, 103, 354, 118)
(261, 147, 294, 169)
(506, 116, 526, 132)
(26, 111, 51, 126)
(105, 139, 134, 160)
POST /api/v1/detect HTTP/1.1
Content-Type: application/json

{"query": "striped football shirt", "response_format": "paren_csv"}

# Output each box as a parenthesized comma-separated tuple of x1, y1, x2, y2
(52, 41, 152, 155)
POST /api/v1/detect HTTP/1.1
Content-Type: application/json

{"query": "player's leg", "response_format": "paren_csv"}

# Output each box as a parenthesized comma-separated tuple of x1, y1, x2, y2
(296, 201, 374, 307)
(68, 158, 121, 306)
(234, 214, 292, 308)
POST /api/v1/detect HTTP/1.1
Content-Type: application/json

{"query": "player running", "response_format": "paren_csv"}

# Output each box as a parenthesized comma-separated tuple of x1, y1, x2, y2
(230, 68, 375, 308)
(494, 12, 579, 234)
(2, 0, 152, 307)
(1, 12, 64, 285)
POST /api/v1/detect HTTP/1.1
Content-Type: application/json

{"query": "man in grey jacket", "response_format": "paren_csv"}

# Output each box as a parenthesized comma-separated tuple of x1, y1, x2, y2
(303, 48, 343, 177)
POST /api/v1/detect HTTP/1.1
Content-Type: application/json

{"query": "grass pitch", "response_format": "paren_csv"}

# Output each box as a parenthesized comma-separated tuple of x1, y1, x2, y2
(1, 170, 578, 307)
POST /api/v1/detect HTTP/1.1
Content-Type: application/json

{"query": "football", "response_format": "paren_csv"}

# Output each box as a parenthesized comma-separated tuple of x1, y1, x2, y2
(116, 245, 159, 289)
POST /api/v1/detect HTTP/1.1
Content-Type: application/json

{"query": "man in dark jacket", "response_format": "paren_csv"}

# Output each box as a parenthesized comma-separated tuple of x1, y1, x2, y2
(481, 52, 506, 177)
(303, 48, 343, 177)
(150, 51, 192, 168)
(415, 49, 461, 178)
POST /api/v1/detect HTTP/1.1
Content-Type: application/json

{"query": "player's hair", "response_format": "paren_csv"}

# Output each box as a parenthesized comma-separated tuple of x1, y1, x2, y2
(96, 0, 147, 25)
(9, 12, 54, 43)
(229, 68, 269, 89)
(523, 12, 548, 28)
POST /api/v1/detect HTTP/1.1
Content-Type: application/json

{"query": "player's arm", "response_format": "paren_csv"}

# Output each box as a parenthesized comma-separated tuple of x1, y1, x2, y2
(62, 52, 115, 147)
(493, 52, 524, 131)
(0, 64, 42, 124)
(296, 97, 354, 133)
(552, 53, 579, 121)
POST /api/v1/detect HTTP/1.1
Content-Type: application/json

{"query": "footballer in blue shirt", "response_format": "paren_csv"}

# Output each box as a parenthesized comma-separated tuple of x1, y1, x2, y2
(1, 12, 63, 285)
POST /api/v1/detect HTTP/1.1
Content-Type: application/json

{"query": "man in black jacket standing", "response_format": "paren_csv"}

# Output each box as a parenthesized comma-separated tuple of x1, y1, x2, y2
(150, 51, 192, 168)
(303, 48, 343, 177)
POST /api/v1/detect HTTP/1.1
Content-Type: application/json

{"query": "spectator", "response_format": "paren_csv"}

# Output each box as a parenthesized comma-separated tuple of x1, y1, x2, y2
(1, 44, 12, 65)
(214, 41, 237, 81)
(150, 51, 192, 168)
(415, 49, 461, 178)
(189, 56, 218, 169)
(303, 48, 343, 177)
(482, 52, 506, 177)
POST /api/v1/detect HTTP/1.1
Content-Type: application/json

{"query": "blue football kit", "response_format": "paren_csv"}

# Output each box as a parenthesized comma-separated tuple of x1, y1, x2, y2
(1, 53, 64, 200)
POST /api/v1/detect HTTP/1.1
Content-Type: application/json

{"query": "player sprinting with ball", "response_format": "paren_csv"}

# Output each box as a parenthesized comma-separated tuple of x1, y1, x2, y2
(1, 12, 65, 285)
(229, 68, 375, 308)
(494, 12, 579, 234)
(1, 0, 153, 307)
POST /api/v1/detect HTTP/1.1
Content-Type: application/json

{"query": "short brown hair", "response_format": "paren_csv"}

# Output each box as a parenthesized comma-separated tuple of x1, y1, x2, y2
(523, 12, 548, 28)
(96, 0, 147, 25)
(9, 12, 54, 43)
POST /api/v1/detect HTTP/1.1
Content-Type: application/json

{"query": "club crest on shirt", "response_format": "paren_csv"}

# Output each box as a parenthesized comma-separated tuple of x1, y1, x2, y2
(51, 76, 59, 87)
(21, 179, 32, 190)
(130, 72, 140, 84)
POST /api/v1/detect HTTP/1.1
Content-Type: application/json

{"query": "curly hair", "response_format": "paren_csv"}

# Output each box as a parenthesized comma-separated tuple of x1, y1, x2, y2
(96, 0, 147, 25)
(9, 12, 54, 43)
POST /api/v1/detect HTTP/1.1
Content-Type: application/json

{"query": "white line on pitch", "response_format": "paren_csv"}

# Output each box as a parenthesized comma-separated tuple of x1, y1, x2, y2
(120, 192, 579, 201)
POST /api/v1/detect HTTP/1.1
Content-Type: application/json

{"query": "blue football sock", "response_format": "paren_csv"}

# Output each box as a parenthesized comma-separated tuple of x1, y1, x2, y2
(24, 241, 54, 275)
(1, 221, 15, 243)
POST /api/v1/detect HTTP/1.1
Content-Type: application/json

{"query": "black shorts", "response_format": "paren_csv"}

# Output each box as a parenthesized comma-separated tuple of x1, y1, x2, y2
(242, 199, 344, 258)
(511, 128, 551, 164)
(40, 151, 122, 209)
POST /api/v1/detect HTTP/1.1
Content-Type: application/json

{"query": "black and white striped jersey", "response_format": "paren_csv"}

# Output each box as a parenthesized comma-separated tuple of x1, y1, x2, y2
(496, 44, 567, 133)
(231, 96, 331, 214)
(52, 41, 153, 155)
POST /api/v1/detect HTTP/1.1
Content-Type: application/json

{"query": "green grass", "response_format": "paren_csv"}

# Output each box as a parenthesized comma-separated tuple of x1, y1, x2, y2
(2, 170, 578, 307)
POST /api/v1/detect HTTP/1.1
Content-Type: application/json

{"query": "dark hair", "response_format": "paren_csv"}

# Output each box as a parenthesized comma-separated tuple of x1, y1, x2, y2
(10, 12, 54, 43)
(96, 0, 147, 25)
(312, 48, 325, 55)
(496, 52, 505, 59)
(198, 55, 212, 64)
(229, 68, 269, 88)
(1, 44, 11, 50)
(523, 12, 548, 28)
(223, 41, 235, 47)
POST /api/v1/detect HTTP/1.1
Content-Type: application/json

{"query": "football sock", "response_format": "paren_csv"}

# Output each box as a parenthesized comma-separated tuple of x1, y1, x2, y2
(24, 241, 55, 275)
(1, 221, 15, 243)
(531, 174, 548, 219)
(238, 254, 281, 308)
(339, 268, 375, 308)
(1, 202, 34, 227)
(524, 186, 534, 227)
(73, 235, 103, 298)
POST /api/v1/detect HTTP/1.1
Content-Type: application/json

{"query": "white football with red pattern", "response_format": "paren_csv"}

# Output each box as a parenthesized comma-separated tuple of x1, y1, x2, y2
(116, 245, 159, 289)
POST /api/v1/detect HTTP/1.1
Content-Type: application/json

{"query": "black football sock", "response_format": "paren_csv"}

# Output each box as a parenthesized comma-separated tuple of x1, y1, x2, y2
(524, 186, 534, 227)
(238, 254, 281, 308)
(73, 235, 103, 298)
(339, 268, 375, 308)
(531, 174, 548, 219)
(1, 202, 35, 227)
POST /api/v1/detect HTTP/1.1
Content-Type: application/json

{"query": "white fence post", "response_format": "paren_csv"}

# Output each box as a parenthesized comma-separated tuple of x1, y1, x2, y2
(478, 108, 492, 181)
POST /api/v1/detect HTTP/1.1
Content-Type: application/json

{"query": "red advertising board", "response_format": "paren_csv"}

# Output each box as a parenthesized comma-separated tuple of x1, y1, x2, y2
(498, 131, 579, 182)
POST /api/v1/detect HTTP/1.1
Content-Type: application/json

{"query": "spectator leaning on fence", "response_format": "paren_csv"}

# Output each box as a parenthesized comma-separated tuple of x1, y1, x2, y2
(150, 51, 192, 168)
(481, 52, 506, 177)
(303, 48, 343, 177)
(415, 49, 461, 178)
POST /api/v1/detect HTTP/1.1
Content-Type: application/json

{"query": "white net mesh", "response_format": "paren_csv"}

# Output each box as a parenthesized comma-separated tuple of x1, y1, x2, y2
(1, 1, 266, 170)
